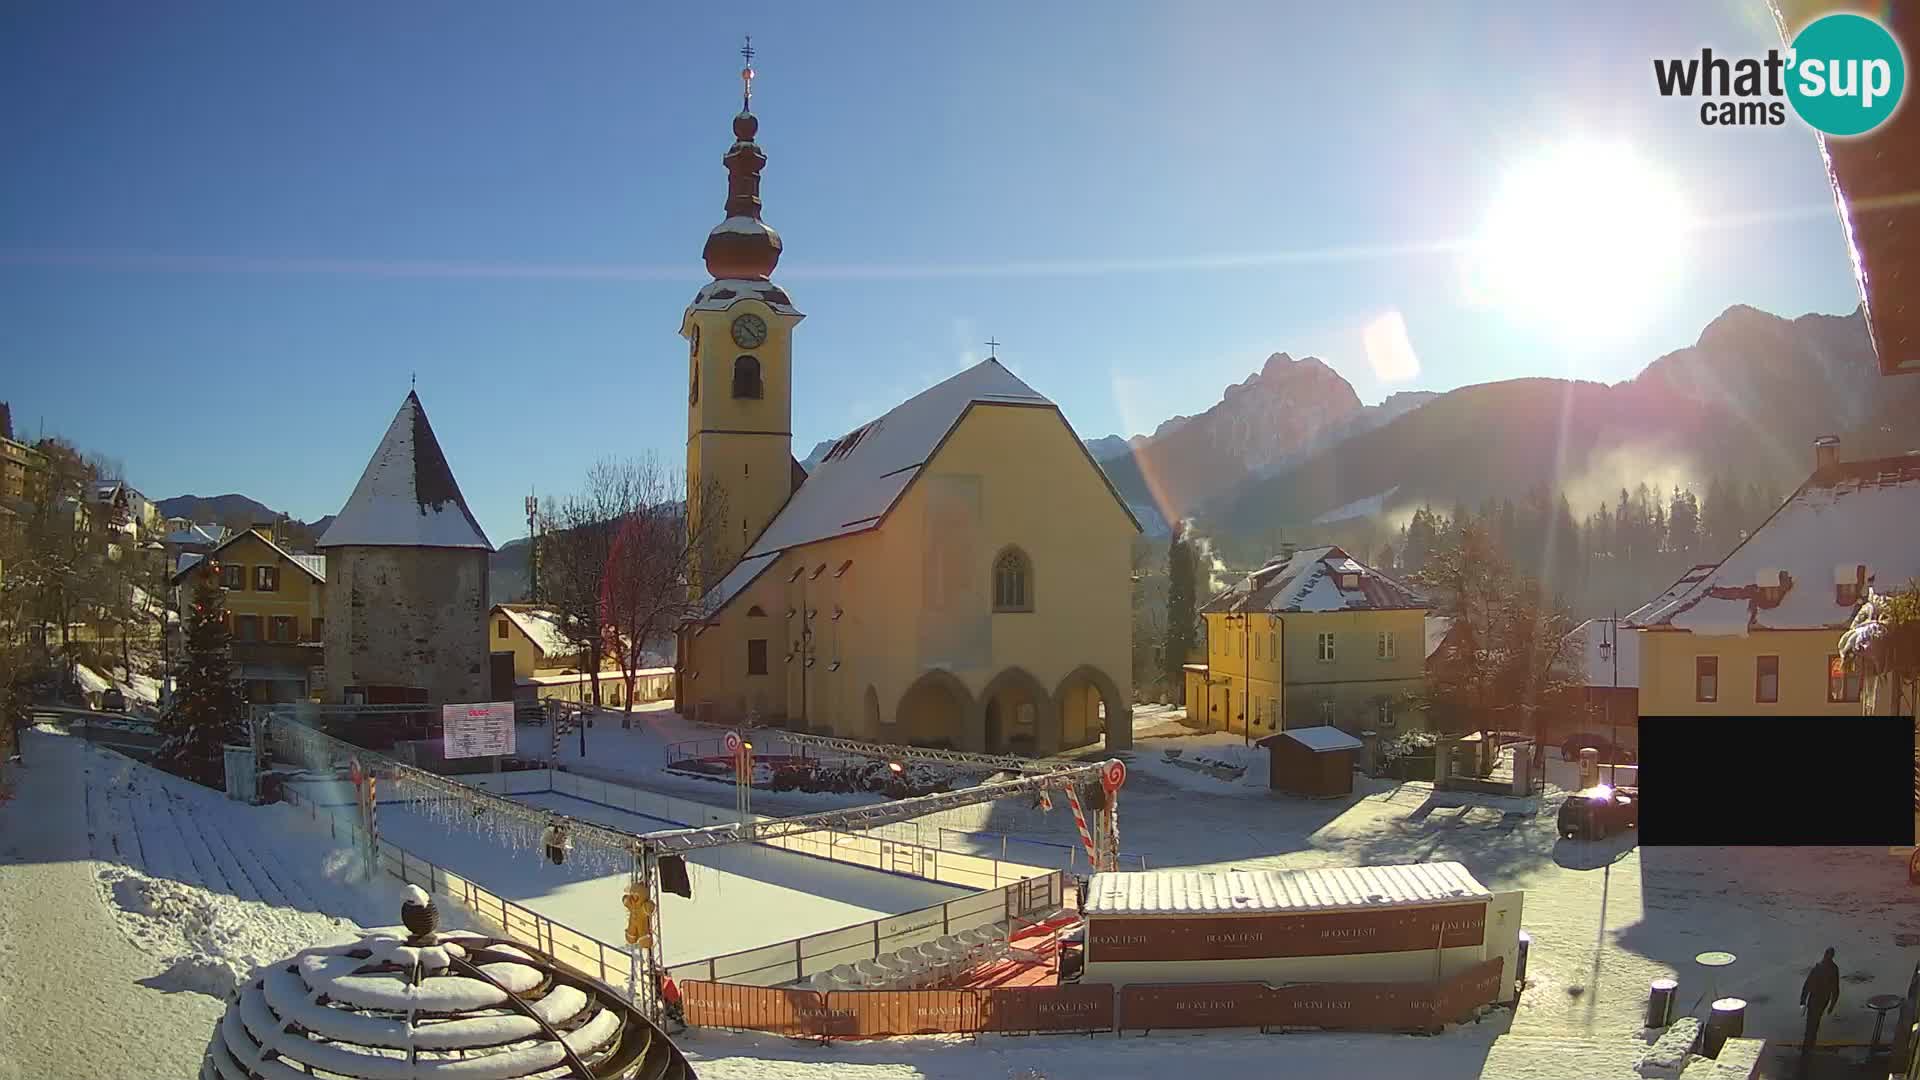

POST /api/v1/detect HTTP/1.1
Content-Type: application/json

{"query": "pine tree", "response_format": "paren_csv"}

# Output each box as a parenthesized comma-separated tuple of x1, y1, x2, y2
(1163, 522, 1199, 702)
(156, 561, 245, 788)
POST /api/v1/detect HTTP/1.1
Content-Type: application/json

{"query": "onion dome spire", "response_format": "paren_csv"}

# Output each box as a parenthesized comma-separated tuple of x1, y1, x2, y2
(703, 35, 783, 281)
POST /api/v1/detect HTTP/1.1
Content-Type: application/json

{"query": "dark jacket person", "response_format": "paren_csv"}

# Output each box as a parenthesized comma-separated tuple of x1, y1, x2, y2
(1800, 947, 1841, 1052)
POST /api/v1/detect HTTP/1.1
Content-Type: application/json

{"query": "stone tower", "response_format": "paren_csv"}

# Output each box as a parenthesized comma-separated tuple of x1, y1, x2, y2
(681, 45, 805, 595)
(318, 391, 494, 705)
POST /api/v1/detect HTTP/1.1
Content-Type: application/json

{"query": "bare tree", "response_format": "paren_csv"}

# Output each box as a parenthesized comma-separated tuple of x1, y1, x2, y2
(538, 491, 615, 712)
(596, 457, 728, 727)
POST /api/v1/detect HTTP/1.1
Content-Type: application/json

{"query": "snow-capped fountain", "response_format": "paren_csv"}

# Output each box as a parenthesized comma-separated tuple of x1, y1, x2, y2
(201, 887, 692, 1079)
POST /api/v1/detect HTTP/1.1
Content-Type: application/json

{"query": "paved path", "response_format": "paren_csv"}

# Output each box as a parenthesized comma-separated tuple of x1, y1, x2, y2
(0, 731, 222, 1080)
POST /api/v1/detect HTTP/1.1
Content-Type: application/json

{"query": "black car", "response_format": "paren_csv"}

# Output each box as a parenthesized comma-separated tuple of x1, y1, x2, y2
(98, 687, 127, 713)
(1561, 733, 1635, 763)
(1558, 784, 1639, 840)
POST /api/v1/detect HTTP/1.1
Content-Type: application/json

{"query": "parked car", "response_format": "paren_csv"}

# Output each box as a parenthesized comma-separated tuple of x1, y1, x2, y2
(1558, 784, 1639, 840)
(1561, 733, 1635, 763)
(97, 687, 127, 713)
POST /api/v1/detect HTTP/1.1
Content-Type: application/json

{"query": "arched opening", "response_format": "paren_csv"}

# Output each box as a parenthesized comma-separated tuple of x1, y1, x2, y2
(992, 546, 1033, 612)
(732, 355, 763, 399)
(976, 667, 1052, 756)
(894, 670, 973, 749)
(863, 685, 882, 739)
(1054, 664, 1132, 751)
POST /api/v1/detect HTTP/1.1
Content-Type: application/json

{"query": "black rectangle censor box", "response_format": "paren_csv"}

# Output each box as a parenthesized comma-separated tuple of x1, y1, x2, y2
(1637, 716, 1915, 846)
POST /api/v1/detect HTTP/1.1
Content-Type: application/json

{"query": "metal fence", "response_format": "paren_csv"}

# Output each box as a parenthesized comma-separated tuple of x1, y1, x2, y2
(863, 821, 1148, 874)
(278, 784, 646, 995)
(664, 872, 1066, 987)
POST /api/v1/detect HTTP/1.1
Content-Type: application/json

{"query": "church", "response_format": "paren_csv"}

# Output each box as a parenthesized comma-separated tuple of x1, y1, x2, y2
(675, 54, 1138, 754)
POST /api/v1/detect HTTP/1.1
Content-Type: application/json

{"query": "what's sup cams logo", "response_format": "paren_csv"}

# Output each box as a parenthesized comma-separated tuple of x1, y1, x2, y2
(1654, 12, 1906, 136)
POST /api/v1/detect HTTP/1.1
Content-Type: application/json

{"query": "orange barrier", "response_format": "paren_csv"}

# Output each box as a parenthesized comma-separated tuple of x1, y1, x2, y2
(680, 958, 1503, 1040)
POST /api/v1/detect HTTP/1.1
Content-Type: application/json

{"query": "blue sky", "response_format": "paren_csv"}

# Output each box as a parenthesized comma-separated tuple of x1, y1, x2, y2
(0, 1, 1868, 545)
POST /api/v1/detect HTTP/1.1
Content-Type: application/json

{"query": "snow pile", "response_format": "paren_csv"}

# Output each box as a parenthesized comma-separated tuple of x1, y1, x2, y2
(1636, 1017, 1700, 1078)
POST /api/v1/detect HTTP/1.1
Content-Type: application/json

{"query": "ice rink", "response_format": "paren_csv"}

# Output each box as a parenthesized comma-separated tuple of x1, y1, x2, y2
(363, 786, 969, 966)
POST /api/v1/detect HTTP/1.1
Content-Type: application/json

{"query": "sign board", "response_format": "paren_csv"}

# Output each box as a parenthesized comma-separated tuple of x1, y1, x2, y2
(443, 702, 517, 759)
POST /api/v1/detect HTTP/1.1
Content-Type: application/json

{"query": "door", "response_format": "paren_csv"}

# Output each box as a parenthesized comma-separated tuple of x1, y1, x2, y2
(490, 652, 516, 702)
(1488, 890, 1525, 1003)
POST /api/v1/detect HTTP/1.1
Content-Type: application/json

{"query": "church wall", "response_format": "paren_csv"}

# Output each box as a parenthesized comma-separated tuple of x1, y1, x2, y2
(323, 546, 489, 706)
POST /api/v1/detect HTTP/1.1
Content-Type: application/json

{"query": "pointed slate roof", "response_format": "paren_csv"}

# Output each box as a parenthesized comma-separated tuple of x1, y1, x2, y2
(318, 392, 494, 551)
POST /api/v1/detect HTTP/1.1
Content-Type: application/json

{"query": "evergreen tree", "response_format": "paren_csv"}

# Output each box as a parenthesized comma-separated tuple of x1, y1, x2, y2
(1162, 522, 1199, 702)
(156, 561, 245, 788)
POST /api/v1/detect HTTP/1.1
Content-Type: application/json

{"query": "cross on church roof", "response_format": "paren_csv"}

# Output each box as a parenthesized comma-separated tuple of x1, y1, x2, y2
(985, 337, 1000, 359)
(740, 35, 755, 109)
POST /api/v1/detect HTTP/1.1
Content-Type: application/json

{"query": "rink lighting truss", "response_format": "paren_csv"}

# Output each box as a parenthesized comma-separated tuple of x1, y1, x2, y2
(256, 707, 1117, 859)
(773, 730, 1080, 775)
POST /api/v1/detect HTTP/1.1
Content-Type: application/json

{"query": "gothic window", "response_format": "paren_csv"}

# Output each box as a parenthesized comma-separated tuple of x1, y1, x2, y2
(732, 355, 763, 399)
(993, 547, 1033, 612)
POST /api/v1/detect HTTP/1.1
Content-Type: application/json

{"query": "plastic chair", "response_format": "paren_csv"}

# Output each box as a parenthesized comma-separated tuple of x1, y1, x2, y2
(830, 963, 860, 988)
(872, 952, 914, 987)
(854, 959, 890, 987)
(889, 949, 931, 987)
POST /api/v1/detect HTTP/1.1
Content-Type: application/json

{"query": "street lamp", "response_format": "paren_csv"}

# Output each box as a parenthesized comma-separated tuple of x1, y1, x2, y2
(1597, 611, 1621, 787)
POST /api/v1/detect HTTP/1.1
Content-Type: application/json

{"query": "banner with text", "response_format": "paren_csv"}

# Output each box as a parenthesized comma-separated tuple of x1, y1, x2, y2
(443, 702, 517, 759)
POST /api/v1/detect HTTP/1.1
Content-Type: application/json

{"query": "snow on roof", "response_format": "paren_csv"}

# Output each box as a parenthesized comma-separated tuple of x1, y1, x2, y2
(170, 529, 325, 584)
(318, 392, 493, 551)
(1624, 564, 1720, 625)
(164, 523, 226, 546)
(1203, 545, 1427, 614)
(698, 552, 779, 617)
(688, 278, 800, 316)
(1425, 615, 1454, 660)
(1565, 619, 1640, 689)
(497, 606, 575, 658)
(1279, 726, 1364, 752)
(1086, 861, 1490, 917)
(739, 360, 1051, 560)
(1633, 455, 1920, 635)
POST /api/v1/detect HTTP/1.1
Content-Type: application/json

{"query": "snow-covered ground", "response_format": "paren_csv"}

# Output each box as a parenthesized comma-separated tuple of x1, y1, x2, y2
(0, 728, 474, 1080)
(361, 783, 968, 965)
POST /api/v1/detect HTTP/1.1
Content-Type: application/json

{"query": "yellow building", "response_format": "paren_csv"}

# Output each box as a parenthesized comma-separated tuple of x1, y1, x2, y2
(174, 528, 326, 702)
(675, 71, 1139, 753)
(487, 603, 673, 709)
(1186, 545, 1429, 738)
(1629, 439, 1919, 717)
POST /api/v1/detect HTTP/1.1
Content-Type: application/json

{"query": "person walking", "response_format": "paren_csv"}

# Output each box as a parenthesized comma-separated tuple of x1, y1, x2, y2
(1800, 947, 1841, 1055)
(658, 973, 686, 1035)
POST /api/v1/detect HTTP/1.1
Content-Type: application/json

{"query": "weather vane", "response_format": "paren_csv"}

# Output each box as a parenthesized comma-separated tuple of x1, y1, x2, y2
(741, 35, 755, 110)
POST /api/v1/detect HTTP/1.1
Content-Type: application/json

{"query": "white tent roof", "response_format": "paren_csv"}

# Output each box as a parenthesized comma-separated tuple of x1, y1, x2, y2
(319, 392, 493, 551)
(1086, 861, 1490, 917)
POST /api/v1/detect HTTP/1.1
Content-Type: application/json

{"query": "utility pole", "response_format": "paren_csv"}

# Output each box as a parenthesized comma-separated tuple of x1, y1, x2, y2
(524, 494, 540, 603)
(1609, 609, 1620, 787)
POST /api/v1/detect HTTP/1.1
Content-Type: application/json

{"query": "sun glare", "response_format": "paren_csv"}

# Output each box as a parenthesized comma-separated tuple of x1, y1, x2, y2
(1465, 140, 1694, 338)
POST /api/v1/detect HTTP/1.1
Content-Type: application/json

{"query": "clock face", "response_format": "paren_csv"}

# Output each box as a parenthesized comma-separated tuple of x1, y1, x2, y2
(731, 314, 769, 349)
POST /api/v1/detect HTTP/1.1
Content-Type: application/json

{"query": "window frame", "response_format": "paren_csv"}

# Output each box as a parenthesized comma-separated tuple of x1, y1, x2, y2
(1378, 698, 1396, 728)
(255, 565, 280, 592)
(1694, 655, 1719, 703)
(269, 615, 296, 643)
(1318, 699, 1336, 725)
(1377, 630, 1396, 661)
(746, 638, 769, 677)
(496, 618, 510, 640)
(1316, 632, 1336, 663)
(1755, 654, 1780, 704)
(220, 563, 245, 590)
(731, 355, 764, 400)
(235, 614, 262, 643)
(1828, 654, 1863, 704)
(992, 546, 1034, 613)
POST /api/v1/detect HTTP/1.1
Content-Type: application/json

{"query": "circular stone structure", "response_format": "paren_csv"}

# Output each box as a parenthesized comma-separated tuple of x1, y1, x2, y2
(202, 889, 691, 1079)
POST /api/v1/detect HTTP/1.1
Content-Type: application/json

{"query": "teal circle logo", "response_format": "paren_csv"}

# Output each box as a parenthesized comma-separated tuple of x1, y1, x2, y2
(1787, 13, 1906, 136)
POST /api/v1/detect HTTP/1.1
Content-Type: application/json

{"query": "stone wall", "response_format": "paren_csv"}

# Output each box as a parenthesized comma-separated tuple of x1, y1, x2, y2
(323, 546, 489, 705)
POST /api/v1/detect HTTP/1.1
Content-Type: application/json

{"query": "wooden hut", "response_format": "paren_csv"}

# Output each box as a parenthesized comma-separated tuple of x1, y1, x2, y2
(1259, 726, 1362, 797)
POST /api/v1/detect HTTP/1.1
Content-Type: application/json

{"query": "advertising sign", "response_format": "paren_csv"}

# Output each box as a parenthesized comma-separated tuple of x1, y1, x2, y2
(443, 702, 517, 759)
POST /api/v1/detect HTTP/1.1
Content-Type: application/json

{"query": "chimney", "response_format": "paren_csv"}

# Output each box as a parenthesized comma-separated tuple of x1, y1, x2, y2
(1814, 434, 1840, 471)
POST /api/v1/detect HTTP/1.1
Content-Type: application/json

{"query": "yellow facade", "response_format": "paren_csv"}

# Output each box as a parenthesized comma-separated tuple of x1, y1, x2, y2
(193, 530, 326, 646)
(1635, 628, 1886, 716)
(1193, 608, 1427, 736)
(681, 401, 1137, 753)
(682, 297, 803, 591)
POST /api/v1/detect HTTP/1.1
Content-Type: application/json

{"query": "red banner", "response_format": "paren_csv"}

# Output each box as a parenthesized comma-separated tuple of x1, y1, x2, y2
(1088, 903, 1487, 963)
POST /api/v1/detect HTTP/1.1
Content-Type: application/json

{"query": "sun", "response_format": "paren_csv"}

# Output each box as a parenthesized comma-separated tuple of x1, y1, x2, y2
(1464, 140, 1694, 338)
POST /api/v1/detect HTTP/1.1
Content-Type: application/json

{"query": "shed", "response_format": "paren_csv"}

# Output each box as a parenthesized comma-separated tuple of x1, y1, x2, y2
(1258, 726, 1363, 797)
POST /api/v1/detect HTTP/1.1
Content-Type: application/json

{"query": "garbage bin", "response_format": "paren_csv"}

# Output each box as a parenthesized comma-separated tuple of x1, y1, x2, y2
(1646, 978, 1678, 1028)
(1703, 997, 1747, 1057)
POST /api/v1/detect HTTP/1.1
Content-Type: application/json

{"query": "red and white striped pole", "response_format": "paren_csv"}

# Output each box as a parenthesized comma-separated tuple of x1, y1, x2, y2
(1063, 783, 1098, 870)
(1099, 760, 1127, 873)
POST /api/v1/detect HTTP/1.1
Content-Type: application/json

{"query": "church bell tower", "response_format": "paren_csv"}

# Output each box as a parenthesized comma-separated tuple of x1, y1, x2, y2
(683, 38, 803, 593)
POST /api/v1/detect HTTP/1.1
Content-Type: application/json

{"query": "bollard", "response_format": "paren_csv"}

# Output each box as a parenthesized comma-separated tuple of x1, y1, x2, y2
(1703, 997, 1747, 1058)
(1646, 978, 1678, 1028)
(1516, 931, 1531, 991)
